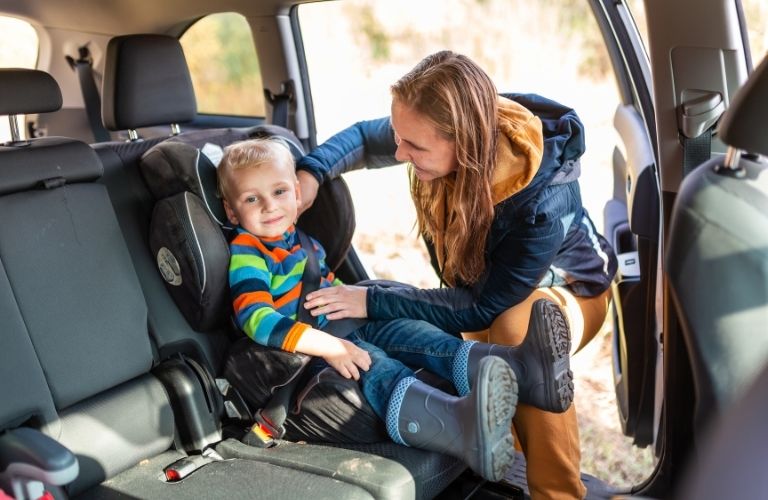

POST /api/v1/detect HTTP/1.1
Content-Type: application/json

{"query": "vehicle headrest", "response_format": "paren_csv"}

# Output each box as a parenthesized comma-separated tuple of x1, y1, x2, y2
(718, 53, 768, 157)
(0, 138, 103, 196)
(102, 34, 197, 131)
(0, 69, 62, 116)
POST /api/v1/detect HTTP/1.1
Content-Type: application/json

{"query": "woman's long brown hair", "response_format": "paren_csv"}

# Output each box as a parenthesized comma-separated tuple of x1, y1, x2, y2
(392, 51, 498, 286)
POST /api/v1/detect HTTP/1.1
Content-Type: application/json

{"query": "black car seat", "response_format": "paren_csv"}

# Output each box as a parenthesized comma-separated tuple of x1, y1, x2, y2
(666, 52, 768, 436)
(0, 69, 417, 499)
(137, 134, 470, 490)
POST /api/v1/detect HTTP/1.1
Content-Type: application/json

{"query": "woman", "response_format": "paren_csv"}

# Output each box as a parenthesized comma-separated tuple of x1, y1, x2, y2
(298, 50, 617, 499)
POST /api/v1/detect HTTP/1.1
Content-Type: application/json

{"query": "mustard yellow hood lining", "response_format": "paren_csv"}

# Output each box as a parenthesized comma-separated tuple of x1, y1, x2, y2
(491, 96, 544, 205)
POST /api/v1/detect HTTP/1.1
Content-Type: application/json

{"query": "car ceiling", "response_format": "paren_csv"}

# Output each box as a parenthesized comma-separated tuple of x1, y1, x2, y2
(1, 0, 308, 35)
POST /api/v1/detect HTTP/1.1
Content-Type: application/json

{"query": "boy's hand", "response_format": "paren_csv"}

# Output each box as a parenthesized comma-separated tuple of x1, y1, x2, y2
(322, 338, 371, 380)
(304, 285, 368, 320)
(294, 328, 371, 380)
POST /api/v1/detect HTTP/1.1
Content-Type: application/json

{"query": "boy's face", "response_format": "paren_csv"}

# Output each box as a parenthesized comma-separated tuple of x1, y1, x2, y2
(222, 160, 301, 238)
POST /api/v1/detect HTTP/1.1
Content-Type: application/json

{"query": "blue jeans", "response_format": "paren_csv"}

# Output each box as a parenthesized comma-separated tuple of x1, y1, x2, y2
(328, 318, 467, 419)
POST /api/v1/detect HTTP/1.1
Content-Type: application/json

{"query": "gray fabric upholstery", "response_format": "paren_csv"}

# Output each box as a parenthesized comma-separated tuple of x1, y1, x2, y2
(0, 260, 58, 431)
(678, 361, 768, 499)
(0, 181, 152, 409)
(217, 439, 415, 500)
(667, 156, 768, 428)
(77, 451, 374, 500)
(0, 69, 62, 115)
(0, 138, 102, 195)
(102, 35, 196, 131)
(718, 53, 768, 156)
(57, 375, 175, 495)
(217, 439, 467, 500)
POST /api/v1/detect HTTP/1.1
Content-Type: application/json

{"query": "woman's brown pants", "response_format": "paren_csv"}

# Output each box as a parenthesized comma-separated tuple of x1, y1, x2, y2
(463, 287, 612, 500)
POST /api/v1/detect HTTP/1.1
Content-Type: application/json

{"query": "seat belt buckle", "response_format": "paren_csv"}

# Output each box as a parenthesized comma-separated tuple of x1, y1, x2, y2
(242, 418, 277, 448)
(163, 453, 215, 482)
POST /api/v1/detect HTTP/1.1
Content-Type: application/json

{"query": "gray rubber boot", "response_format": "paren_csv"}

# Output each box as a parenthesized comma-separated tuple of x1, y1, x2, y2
(387, 356, 518, 482)
(468, 298, 574, 413)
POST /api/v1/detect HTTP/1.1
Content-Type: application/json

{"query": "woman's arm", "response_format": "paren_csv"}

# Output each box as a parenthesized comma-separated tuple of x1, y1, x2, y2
(296, 117, 399, 184)
(367, 218, 565, 333)
(305, 215, 566, 335)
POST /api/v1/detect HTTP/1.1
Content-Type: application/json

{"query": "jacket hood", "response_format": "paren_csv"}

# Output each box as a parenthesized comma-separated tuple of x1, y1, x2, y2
(492, 96, 543, 204)
(492, 93, 586, 205)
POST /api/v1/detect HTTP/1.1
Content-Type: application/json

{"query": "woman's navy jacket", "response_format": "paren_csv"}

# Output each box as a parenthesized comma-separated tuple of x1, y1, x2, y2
(297, 93, 618, 334)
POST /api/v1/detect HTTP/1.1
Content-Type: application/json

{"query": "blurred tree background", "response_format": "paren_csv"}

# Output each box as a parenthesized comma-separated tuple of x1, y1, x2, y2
(181, 13, 265, 116)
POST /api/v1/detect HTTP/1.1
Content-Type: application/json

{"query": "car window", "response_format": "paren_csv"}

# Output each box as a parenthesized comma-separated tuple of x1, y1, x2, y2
(0, 16, 38, 141)
(180, 12, 265, 117)
(743, 0, 767, 66)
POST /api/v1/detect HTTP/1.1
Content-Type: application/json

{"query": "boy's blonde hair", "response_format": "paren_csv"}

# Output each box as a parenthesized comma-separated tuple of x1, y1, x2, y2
(217, 137, 296, 200)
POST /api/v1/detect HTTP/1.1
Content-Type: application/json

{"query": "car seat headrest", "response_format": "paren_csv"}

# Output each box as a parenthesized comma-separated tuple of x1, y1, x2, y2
(141, 140, 229, 226)
(139, 125, 308, 227)
(0, 138, 103, 196)
(102, 34, 196, 131)
(0, 69, 62, 116)
(718, 53, 768, 157)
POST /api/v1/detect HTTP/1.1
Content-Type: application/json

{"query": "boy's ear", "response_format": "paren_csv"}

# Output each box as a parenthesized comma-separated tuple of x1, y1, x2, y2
(223, 199, 239, 225)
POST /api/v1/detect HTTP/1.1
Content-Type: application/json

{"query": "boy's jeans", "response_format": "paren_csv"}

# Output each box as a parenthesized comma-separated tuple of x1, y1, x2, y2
(329, 318, 466, 419)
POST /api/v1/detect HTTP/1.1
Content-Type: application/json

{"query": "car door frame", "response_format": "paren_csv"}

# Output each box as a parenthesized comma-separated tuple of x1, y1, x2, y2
(591, 0, 754, 495)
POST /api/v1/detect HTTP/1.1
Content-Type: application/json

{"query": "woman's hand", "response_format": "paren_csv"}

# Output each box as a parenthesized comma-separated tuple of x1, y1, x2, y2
(296, 169, 320, 215)
(304, 285, 368, 320)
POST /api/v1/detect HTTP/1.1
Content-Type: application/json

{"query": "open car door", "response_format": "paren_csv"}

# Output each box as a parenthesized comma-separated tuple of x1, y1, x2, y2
(592, 0, 754, 495)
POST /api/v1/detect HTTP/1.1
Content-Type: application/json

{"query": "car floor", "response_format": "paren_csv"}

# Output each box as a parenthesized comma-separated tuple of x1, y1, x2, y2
(503, 452, 616, 499)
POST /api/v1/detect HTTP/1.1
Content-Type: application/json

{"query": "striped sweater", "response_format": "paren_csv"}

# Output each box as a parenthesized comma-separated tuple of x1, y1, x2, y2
(229, 225, 342, 352)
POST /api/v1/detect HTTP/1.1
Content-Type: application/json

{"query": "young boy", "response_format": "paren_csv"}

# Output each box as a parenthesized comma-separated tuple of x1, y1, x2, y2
(218, 138, 572, 482)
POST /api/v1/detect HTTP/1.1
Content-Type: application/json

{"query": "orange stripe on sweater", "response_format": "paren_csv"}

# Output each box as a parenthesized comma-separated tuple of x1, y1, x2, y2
(282, 322, 310, 353)
(231, 232, 296, 263)
(274, 283, 302, 309)
(234, 291, 274, 311)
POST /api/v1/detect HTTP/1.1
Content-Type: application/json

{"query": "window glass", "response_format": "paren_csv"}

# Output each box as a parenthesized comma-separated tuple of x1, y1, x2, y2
(180, 12, 265, 116)
(742, 0, 768, 66)
(299, 0, 654, 488)
(0, 16, 39, 142)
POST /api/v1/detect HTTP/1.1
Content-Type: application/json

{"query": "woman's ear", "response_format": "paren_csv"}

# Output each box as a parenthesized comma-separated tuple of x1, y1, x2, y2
(294, 179, 302, 208)
(223, 199, 239, 225)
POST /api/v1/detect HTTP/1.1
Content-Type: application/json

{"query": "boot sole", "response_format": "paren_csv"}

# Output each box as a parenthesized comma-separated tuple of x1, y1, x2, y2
(530, 299, 574, 412)
(475, 356, 518, 482)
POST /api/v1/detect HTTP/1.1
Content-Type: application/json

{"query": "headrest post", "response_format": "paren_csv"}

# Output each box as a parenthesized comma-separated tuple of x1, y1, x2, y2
(127, 129, 139, 142)
(723, 146, 743, 170)
(170, 123, 181, 136)
(8, 114, 21, 142)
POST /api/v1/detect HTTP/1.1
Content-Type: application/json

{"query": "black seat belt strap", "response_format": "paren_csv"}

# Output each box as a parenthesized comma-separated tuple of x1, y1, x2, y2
(67, 45, 111, 142)
(678, 89, 723, 178)
(247, 228, 320, 445)
(682, 130, 712, 178)
(264, 80, 294, 128)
